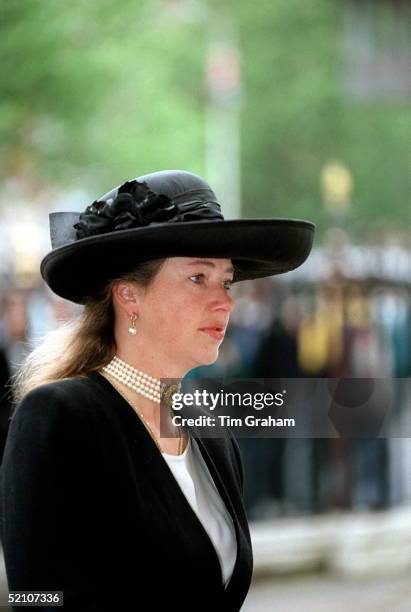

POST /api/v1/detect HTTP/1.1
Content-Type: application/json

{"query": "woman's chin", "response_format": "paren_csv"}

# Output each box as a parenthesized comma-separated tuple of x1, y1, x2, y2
(194, 348, 220, 367)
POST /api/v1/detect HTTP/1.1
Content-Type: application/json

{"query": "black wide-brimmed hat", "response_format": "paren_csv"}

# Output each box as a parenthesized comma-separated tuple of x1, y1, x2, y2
(40, 169, 315, 304)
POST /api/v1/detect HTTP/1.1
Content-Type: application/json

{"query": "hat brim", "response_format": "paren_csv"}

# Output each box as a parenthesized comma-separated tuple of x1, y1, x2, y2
(40, 219, 315, 304)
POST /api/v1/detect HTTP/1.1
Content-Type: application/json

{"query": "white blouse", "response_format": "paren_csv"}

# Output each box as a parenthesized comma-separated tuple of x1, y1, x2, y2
(161, 433, 237, 587)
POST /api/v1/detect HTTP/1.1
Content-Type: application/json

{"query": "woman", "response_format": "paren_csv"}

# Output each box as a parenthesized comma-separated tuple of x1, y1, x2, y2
(0, 170, 315, 611)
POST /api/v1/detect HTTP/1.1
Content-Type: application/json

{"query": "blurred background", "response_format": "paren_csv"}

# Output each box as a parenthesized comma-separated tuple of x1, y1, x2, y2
(0, 0, 410, 610)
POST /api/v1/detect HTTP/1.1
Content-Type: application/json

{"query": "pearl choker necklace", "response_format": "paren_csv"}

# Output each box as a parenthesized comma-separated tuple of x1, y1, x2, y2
(102, 355, 181, 404)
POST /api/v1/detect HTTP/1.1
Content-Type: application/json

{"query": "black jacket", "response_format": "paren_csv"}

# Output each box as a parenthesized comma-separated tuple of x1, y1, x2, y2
(0, 371, 253, 611)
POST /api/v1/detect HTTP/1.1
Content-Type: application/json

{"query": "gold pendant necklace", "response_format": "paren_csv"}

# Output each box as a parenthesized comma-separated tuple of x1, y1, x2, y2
(100, 371, 183, 455)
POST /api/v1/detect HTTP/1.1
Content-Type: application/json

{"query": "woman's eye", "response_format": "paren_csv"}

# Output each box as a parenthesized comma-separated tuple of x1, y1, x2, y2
(190, 274, 205, 284)
(189, 274, 232, 290)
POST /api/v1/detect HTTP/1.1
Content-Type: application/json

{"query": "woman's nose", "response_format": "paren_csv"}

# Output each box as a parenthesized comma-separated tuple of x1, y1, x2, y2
(210, 285, 235, 313)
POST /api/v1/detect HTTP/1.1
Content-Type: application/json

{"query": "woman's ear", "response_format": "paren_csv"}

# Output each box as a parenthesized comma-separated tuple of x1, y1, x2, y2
(112, 281, 141, 316)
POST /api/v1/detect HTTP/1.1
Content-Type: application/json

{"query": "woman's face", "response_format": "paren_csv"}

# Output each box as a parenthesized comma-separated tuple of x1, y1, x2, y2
(134, 257, 235, 373)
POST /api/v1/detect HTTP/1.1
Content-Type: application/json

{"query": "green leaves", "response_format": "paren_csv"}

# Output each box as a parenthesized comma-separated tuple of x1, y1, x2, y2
(0, 0, 407, 237)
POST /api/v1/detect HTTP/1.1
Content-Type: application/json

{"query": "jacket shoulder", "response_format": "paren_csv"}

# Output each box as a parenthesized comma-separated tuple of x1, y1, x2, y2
(11, 374, 104, 426)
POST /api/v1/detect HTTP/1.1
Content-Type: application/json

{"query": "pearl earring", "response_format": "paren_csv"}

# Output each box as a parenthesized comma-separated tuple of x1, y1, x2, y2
(128, 313, 138, 335)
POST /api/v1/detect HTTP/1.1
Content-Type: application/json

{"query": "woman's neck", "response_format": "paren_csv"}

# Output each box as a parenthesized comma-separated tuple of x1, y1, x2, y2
(115, 349, 186, 381)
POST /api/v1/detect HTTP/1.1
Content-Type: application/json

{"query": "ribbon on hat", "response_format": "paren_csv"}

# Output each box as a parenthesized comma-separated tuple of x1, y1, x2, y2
(73, 179, 223, 240)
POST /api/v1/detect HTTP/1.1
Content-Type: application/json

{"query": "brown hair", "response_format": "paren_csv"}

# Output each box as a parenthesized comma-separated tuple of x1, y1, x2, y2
(10, 259, 166, 407)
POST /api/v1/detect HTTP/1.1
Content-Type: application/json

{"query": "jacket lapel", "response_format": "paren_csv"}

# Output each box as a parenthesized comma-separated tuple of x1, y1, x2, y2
(185, 423, 253, 603)
(92, 371, 253, 607)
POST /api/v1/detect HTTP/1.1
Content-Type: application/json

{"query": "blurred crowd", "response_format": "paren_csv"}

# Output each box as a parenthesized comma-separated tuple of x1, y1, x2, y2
(0, 274, 410, 522)
(190, 274, 411, 520)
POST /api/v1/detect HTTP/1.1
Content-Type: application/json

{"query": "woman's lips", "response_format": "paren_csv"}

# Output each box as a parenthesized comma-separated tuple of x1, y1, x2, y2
(199, 328, 225, 340)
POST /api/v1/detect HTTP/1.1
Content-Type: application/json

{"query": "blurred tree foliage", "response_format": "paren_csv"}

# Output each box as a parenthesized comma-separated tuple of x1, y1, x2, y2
(234, 0, 409, 239)
(0, 0, 206, 189)
(0, 0, 408, 239)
